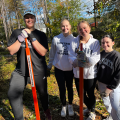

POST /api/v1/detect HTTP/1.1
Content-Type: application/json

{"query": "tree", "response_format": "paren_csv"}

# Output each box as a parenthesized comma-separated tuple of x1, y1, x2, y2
(46, 0, 84, 37)
(90, 0, 120, 47)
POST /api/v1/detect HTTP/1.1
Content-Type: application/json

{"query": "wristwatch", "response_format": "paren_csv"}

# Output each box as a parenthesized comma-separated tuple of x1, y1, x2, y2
(32, 38, 37, 42)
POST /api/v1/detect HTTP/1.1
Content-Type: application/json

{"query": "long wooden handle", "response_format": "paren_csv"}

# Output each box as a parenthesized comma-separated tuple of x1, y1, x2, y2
(25, 38, 41, 120)
(79, 42, 84, 120)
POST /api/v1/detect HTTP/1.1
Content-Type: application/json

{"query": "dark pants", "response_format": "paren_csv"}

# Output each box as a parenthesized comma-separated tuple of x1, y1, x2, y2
(55, 67, 74, 106)
(8, 71, 48, 120)
(75, 78, 97, 112)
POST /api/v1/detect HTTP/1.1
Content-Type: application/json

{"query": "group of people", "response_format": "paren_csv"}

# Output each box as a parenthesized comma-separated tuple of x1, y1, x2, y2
(7, 9, 120, 120)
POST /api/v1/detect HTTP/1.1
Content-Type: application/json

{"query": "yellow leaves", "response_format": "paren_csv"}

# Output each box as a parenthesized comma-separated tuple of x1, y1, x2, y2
(68, 6, 70, 9)
(45, 23, 53, 29)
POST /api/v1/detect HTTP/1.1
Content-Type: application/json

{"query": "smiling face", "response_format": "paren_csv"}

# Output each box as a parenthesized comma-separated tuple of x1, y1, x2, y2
(77, 22, 91, 38)
(24, 14, 36, 29)
(61, 20, 71, 37)
(101, 37, 114, 52)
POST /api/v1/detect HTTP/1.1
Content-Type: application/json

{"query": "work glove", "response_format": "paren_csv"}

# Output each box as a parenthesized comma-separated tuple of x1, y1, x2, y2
(72, 59, 86, 68)
(18, 30, 28, 43)
(77, 51, 87, 62)
(100, 88, 112, 97)
(46, 67, 51, 77)
(28, 33, 37, 42)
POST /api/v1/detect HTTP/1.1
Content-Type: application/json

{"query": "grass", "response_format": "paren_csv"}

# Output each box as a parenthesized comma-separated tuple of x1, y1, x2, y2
(0, 46, 109, 120)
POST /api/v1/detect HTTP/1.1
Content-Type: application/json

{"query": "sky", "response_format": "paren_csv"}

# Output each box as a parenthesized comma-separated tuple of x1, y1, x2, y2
(81, 0, 98, 18)
(22, 0, 98, 20)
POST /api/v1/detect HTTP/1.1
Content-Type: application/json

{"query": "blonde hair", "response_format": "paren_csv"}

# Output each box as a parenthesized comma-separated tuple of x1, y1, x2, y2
(77, 21, 91, 40)
(60, 19, 72, 35)
(77, 20, 91, 28)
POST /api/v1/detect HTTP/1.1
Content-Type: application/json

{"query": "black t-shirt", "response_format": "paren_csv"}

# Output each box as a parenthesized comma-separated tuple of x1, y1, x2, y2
(7, 28, 48, 76)
(97, 50, 120, 89)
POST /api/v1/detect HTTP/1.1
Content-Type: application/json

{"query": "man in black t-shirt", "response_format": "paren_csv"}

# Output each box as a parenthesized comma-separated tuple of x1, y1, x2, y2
(7, 10, 52, 120)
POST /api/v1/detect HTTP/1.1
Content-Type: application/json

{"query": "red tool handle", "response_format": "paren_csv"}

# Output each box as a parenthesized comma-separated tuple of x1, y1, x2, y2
(25, 38, 41, 120)
(79, 42, 84, 120)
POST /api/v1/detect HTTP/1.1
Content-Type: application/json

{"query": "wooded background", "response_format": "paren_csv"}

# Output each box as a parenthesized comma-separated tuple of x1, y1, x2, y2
(0, 0, 120, 47)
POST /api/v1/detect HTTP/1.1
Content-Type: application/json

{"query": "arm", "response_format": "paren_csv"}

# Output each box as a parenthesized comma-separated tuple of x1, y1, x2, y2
(107, 58, 120, 89)
(68, 41, 77, 65)
(47, 38, 56, 69)
(32, 40, 47, 56)
(25, 28, 48, 56)
(7, 40, 21, 55)
(7, 29, 22, 55)
(86, 40, 100, 67)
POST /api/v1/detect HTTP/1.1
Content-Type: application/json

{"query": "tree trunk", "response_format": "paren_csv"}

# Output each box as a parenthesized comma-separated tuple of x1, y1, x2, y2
(1, 0, 9, 41)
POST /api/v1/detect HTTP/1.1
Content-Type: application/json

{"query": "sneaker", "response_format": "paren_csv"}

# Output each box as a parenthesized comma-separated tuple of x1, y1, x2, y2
(86, 112, 96, 120)
(61, 106, 67, 117)
(68, 104, 74, 116)
(83, 108, 90, 116)
(103, 115, 113, 120)
(44, 109, 52, 120)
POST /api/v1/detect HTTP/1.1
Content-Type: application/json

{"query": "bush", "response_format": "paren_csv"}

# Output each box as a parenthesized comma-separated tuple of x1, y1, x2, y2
(0, 56, 16, 80)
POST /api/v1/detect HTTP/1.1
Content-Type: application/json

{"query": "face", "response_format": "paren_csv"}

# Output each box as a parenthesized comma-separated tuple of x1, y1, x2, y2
(61, 20, 71, 35)
(24, 14, 36, 29)
(101, 37, 114, 52)
(78, 23, 91, 37)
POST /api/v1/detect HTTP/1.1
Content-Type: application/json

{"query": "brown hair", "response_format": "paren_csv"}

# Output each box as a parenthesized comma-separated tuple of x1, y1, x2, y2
(77, 21, 91, 40)
(60, 19, 72, 35)
(102, 34, 114, 41)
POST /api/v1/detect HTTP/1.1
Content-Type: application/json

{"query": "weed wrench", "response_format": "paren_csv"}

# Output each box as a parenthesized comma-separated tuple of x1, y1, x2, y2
(25, 36, 41, 120)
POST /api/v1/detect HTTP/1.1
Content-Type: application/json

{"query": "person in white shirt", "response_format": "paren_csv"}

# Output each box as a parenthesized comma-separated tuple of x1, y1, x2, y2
(47, 19, 75, 117)
(68, 21, 100, 120)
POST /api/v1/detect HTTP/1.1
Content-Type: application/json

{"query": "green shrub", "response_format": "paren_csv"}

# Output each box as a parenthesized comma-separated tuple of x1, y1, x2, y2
(0, 56, 16, 80)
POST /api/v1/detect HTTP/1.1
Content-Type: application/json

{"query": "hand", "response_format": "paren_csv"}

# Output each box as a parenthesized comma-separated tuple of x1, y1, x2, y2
(77, 51, 87, 62)
(78, 60, 86, 68)
(73, 59, 78, 68)
(28, 33, 37, 42)
(101, 88, 112, 97)
(24, 28, 31, 34)
(18, 30, 28, 43)
(24, 28, 36, 42)
(73, 59, 86, 68)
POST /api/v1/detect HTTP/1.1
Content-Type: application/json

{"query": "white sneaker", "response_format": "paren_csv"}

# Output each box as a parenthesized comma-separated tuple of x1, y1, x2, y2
(68, 105, 74, 116)
(61, 106, 67, 117)
(86, 112, 96, 120)
(83, 108, 90, 116)
(103, 115, 113, 120)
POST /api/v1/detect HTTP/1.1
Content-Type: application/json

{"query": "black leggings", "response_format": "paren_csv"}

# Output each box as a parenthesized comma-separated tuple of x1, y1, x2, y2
(55, 67, 74, 106)
(8, 71, 48, 120)
(75, 78, 97, 112)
